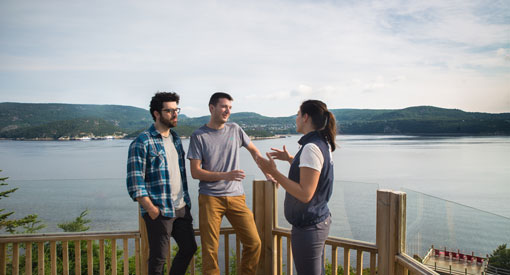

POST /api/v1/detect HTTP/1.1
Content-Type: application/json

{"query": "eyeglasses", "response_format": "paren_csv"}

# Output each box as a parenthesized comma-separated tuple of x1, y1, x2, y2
(162, 108, 181, 114)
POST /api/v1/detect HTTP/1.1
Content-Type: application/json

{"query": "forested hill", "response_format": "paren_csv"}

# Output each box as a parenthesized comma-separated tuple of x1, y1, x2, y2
(332, 106, 510, 135)
(1, 103, 509, 140)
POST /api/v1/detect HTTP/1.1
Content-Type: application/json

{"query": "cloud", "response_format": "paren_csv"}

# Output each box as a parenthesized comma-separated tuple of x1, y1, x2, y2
(0, 0, 509, 116)
(497, 48, 510, 62)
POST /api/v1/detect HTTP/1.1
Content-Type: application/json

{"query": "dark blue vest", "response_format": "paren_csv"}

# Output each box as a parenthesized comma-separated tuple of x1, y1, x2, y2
(284, 131, 334, 227)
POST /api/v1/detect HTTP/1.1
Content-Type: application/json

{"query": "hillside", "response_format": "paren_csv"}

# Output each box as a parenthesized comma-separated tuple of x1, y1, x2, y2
(0, 102, 152, 133)
(335, 106, 510, 135)
(0, 117, 125, 140)
(1, 103, 509, 139)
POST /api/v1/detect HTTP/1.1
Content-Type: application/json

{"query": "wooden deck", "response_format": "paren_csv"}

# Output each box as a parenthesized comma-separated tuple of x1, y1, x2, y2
(422, 247, 487, 275)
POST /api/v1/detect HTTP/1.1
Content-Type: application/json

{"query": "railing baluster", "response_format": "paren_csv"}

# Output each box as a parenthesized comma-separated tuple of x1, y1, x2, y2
(370, 252, 376, 275)
(166, 238, 171, 272)
(63, 241, 69, 275)
(135, 237, 140, 275)
(25, 242, 32, 275)
(277, 235, 283, 275)
(356, 250, 363, 275)
(12, 242, 19, 275)
(50, 241, 57, 275)
(38, 241, 45, 275)
(344, 247, 351, 275)
(123, 238, 129, 275)
(236, 236, 241, 275)
(287, 237, 293, 275)
(332, 245, 338, 275)
(0, 232, 141, 275)
(224, 232, 230, 275)
(190, 255, 195, 275)
(0, 243, 5, 275)
(111, 239, 117, 275)
(99, 239, 105, 275)
(87, 240, 93, 275)
(75, 240, 81, 275)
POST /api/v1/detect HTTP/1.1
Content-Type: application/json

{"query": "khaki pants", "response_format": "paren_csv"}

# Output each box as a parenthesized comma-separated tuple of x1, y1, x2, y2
(199, 194, 261, 275)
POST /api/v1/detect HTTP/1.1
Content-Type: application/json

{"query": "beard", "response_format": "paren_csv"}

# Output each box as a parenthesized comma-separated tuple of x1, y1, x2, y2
(160, 115, 177, 128)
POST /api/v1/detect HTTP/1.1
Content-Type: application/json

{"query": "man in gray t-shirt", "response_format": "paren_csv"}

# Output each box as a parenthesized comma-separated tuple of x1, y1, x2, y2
(187, 92, 268, 275)
(188, 122, 250, 196)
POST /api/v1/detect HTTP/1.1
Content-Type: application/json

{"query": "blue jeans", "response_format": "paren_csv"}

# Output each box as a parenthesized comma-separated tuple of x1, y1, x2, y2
(291, 215, 332, 275)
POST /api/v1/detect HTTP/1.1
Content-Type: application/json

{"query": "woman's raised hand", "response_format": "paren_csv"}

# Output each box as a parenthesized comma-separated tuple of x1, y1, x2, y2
(269, 145, 293, 163)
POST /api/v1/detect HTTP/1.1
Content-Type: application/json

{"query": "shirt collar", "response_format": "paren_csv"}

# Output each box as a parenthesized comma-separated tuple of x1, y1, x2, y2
(298, 130, 321, 146)
(148, 124, 160, 137)
(149, 124, 179, 140)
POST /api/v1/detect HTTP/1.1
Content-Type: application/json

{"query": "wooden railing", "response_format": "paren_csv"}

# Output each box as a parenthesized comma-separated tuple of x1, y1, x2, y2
(253, 181, 439, 275)
(1, 181, 439, 275)
(271, 227, 378, 275)
(0, 231, 141, 275)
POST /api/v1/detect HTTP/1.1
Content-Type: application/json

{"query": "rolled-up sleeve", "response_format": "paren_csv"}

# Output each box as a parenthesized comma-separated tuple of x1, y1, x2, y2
(126, 138, 148, 201)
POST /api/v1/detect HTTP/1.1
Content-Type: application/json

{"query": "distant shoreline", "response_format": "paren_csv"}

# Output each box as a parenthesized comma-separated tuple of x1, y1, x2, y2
(3, 133, 510, 141)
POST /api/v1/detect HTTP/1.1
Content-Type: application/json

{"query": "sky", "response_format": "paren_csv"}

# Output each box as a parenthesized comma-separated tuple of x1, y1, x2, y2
(1, 0, 509, 117)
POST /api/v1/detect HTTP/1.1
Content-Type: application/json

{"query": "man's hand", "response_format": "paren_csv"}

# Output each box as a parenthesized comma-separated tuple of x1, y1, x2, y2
(225, 170, 246, 181)
(147, 206, 160, 220)
(137, 196, 160, 220)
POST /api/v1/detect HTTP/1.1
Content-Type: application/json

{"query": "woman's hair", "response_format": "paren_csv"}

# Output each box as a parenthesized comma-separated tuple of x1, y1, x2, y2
(299, 100, 337, 151)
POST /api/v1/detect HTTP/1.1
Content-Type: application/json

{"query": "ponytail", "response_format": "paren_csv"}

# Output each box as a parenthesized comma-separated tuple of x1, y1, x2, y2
(320, 111, 337, 151)
(299, 100, 337, 151)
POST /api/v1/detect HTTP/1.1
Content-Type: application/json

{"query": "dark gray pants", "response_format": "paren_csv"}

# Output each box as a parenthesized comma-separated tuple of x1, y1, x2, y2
(143, 206, 197, 275)
(291, 216, 332, 275)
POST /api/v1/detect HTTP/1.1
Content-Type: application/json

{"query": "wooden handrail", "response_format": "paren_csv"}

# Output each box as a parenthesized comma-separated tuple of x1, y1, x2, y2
(0, 230, 140, 243)
(272, 227, 377, 252)
(396, 253, 439, 275)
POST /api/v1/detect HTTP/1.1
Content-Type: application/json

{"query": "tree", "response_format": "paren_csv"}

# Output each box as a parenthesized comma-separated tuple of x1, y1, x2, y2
(57, 209, 91, 232)
(489, 244, 510, 270)
(0, 170, 46, 234)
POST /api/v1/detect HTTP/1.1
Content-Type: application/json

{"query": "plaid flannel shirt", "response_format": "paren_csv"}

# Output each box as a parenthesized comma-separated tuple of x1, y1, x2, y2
(126, 124, 191, 218)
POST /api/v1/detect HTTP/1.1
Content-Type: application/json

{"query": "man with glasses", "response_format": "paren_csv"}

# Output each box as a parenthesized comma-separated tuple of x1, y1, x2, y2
(127, 92, 197, 275)
(187, 92, 270, 275)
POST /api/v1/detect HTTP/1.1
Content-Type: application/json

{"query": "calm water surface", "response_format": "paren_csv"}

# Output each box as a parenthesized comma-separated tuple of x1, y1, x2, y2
(1, 135, 509, 256)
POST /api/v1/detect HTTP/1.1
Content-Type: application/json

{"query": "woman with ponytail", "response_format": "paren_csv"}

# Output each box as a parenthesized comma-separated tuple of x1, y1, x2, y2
(256, 99, 336, 275)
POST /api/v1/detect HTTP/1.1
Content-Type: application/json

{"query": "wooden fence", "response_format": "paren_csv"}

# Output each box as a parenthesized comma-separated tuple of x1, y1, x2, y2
(1, 181, 439, 275)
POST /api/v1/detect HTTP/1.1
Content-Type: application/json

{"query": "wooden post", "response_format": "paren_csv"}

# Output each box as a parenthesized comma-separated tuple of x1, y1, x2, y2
(225, 233, 230, 275)
(26, 242, 32, 275)
(38, 242, 45, 275)
(75, 240, 81, 275)
(63, 241, 69, 275)
(87, 240, 93, 275)
(50, 241, 57, 275)
(0, 243, 5, 275)
(356, 250, 363, 275)
(12, 242, 19, 275)
(139, 210, 149, 275)
(253, 180, 276, 275)
(111, 239, 117, 275)
(376, 190, 407, 275)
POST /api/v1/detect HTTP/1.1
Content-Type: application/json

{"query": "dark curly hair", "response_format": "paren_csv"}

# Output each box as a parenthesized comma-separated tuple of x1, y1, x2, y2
(149, 92, 180, 121)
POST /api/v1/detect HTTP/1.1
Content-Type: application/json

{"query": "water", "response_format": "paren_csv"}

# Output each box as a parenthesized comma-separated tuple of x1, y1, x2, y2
(1, 135, 509, 257)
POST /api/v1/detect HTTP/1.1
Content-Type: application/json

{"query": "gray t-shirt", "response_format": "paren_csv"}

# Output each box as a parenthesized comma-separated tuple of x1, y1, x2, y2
(187, 123, 250, 196)
(162, 134, 186, 209)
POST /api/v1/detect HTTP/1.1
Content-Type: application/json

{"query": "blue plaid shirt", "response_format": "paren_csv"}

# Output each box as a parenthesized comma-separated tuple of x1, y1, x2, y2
(126, 124, 191, 218)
